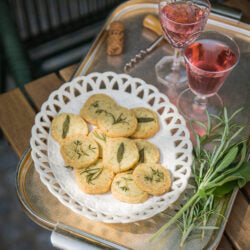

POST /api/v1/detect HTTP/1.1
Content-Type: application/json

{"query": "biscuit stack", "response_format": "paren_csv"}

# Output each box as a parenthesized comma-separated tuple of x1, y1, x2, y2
(51, 94, 171, 204)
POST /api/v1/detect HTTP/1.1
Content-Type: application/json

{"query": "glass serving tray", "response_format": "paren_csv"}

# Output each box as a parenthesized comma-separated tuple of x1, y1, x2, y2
(16, 0, 250, 249)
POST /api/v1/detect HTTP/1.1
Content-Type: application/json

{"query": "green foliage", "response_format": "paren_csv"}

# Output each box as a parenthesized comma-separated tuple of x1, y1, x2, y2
(150, 107, 249, 247)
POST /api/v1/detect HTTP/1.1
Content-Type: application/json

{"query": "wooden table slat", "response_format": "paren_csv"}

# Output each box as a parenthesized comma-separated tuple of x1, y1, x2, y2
(217, 234, 234, 250)
(242, 182, 250, 202)
(25, 73, 62, 111)
(0, 89, 35, 158)
(59, 64, 78, 82)
(225, 190, 250, 250)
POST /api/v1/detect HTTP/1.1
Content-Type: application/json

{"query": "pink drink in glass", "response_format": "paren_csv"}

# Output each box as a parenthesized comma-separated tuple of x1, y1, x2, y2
(184, 39, 237, 97)
(160, 1, 210, 48)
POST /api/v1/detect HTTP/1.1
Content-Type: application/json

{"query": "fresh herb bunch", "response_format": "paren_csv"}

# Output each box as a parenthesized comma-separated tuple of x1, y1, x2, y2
(150, 107, 250, 246)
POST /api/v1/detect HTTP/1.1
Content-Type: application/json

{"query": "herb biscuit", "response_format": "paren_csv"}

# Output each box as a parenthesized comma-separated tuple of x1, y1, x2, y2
(111, 172, 148, 203)
(88, 128, 110, 158)
(134, 139, 160, 164)
(103, 138, 139, 173)
(60, 135, 99, 169)
(51, 113, 88, 143)
(80, 94, 116, 125)
(97, 106, 137, 137)
(131, 107, 159, 139)
(75, 159, 114, 194)
(133, 163, 171, 195)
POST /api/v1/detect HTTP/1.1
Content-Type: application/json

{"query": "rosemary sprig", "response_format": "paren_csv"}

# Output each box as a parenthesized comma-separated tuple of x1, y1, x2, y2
(92, 131, 107, 142)
(96, 109, 128, 125)
(144, 167, 164, 183)
(80, 166, 103, 184)
(88, 144, 97, 153)
(150, 107, 250, 246)
(116, 176, 133, 192)
(72, 141, 97, 159)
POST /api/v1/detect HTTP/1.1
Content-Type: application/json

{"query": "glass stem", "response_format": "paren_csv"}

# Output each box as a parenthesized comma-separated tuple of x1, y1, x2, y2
(194, 95, 207, 110)
(171, 48, 182, 71)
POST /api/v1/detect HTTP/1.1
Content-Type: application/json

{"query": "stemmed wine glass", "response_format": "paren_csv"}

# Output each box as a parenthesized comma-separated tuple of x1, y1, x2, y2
(178, 30, 240, 121)
(156, 0, 211, 86)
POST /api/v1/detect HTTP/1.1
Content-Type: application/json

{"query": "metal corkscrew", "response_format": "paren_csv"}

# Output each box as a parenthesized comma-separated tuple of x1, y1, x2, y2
(124, 14, 164, 73)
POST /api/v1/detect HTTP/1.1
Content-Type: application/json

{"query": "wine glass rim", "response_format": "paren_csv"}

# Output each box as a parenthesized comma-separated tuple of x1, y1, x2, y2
(184, 30, 240, 74)
(159, 0, 211, 26)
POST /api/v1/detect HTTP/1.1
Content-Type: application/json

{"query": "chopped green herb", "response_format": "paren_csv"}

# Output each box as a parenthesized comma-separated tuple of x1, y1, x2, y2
(62, 115, 70, 139)
(137, 117, 155, 123)
(116, 176, 133, 192)
(96, 110, 128, 125)
(92, 131, 107, 142)
(88, 144, 96, 153)
(91, 101, 99, 108)
(80, 166, 103, 184)
(117, 142, 125, 163)
(144, 167, 164, 183)
(138, 148, 145, 163)
(73, 140, 89, 159)
(64, 165, 73, 170)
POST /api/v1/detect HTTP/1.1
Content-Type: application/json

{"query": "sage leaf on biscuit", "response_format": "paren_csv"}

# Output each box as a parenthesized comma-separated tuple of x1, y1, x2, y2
(62, 115, 70, 139)
(117, 142, 125, 163)
(139, 148, 145, 163)
(137, 117, 154, 123)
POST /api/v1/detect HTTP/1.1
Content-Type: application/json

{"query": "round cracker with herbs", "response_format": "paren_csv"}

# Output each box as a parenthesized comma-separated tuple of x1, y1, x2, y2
(131, 107, 159, 139)
(103, 138, 139, 173)
(51, 113, 88, 143)
(111, 172, 148, 203)
(133, 163, 171, 195)
(134, 139, 160, 164)
(80, 94, 116, 125)
(60, 135, 99, 169)
(75, 159, 114, 194)
(88, 128, 110, 158)
(97, 106, 137, 137)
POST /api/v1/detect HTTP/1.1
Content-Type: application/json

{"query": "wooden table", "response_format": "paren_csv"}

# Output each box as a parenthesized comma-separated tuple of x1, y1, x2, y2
(0, 64, 249, 249)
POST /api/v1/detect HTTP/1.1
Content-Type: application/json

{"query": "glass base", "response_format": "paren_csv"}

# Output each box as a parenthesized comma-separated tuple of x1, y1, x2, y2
(178, 89, 223, 121)
(155, 56, 187, 86)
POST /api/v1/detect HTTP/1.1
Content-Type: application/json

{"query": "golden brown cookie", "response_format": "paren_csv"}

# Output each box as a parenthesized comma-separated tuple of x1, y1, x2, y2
(80, 94, 116, 125)
(60, 135, 99, 168)
(103, 138, 139, 173)
(134, 139, 160, 164)
(111, 172, 148, 203)
(133, 163, 171, 195)
(97, 106, 137, 138)
(88, 128, 110, 158)
(131, 107, 159, 139)
(51, 113, 88, 143)
(75, 159, 114, 194)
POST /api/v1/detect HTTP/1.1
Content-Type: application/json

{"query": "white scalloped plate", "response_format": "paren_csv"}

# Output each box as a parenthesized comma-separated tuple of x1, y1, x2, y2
(30, 72, 192, 223)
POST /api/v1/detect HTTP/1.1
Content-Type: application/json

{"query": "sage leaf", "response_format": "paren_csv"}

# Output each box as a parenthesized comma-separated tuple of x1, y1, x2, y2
(137, 117, 155, 123)
(213, 181, 237, 197)
(117, 142, 125, 163)
(235, 162, 250, 187)
(62, 115, 70, 139)
(214, 145, 239, 173)
(198, 188, 207, 199)
(139, 148, 145, 163)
